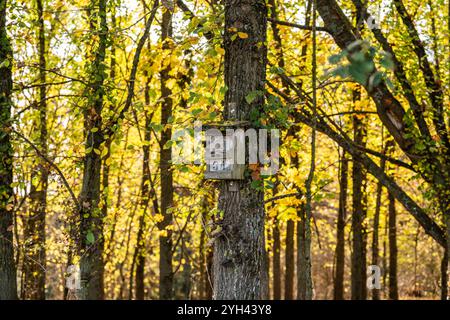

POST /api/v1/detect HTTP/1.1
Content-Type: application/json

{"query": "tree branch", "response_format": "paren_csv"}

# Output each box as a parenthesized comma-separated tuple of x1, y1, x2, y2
(268, 17, 331, 33)
(12, 129, 80, 210)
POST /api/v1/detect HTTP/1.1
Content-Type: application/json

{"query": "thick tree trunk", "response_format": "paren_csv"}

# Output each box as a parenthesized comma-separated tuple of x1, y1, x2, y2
(272, 219, 281, 299)
(23, 0, 48, 300)
(0, 0, 18, 300)
(334, 152, 348, 300)
(213, 0, 268, 300)
(388, 192, 399, 300)
(78, 0, 108, 300)
(158, 7, 174, 300)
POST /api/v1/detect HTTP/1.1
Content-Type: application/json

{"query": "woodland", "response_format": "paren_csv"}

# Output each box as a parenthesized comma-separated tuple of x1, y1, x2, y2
(0, 0, 449, 300)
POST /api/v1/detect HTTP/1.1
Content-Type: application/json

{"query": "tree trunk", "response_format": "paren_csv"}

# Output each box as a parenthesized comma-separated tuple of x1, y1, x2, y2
(158, 7, 174, 300)
(199, 196, 211, 299)
(334, 151, 348, 300)
(371, 182, 382, 301)
(371, 141, 388, 300)
(388, 192, 399, 300)
(272, 219, 281, 299)
(134, 113, 151, 300)
(351, 88, 367, 300)
(441, 246, 448, 300)
(213, 0, 268, 300)
(297, 204, 313, 299)
(78, 0, 108, 300)
(438, 191, 450, 299)
(0, 0, 18, 300)
(296, 0, 314, 301)
(23, 0, 48, 300)
(284, 220, 295, 299)
(133, 32, 153, 298)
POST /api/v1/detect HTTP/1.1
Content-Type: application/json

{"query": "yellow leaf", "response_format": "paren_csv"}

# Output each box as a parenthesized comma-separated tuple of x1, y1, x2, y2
(238, 32, 249, 39)
(216, 46, 225, 55)
(166, 78, 177, 89)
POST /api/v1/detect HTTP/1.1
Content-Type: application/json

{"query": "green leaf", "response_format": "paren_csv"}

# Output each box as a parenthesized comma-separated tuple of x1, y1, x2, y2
(86, 231, 95, 245)
(380, 52, 394, 70)
(163, 140, 174, 150)
(0, 59, 10, 68)
(191, 108, 203, 116)
(329, 53, 344, 64)
(208, 111, 218, 120)
(245, 90, 263, 104)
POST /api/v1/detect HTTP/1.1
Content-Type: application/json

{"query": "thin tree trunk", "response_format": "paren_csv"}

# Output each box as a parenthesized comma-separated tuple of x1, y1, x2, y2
(371, 183, 382, 301)
(272, 219, 281, 299)
(158, 6, 174, 300)
(267, 0, 292, 301)
(133, 24, 153, 299)
(23, 0, 48, 300)
(134, 113, 152, 300)
(205, 246, 213, 300)
(296, 0, 313, 301)
(199, 197, 208, 299)
(284, 220, 295, 299)
(334, 151, 348, 300)
(78, 0, 108, 300)
(441, 246, 448, 300)
(0, 0, 18, 300)
(213, 0, 268, 299)
(388, 191, 399, 300)
(351, 89, 368, 300)
(371, 140, 388, 300)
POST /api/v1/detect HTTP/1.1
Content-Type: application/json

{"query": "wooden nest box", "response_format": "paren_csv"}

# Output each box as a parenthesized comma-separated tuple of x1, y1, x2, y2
(203, 121, 249, 180)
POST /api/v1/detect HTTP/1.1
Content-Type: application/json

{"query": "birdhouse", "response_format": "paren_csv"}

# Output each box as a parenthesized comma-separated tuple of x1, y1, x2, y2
(203, 122, 247, 180)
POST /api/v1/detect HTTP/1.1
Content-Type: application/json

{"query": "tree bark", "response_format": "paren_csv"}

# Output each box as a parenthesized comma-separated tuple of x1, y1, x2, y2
(296, 0, 314, 301)
(334, 151, 348, 300)
(388, 192, 399, 300)
(441, 247, 448, 300)
(351, 89, 367, 301)
(284, 220, 295, 299)
(213, 0, 268, 300)
(272, 218, 281, 299)
(78, 0, 108, 300)
(199, 196, 213, 299)
(23, 0, 48, 300)
(371, 171, 383, 300)
(0, 0, 18, 300)
(158, 6, 174, 300)
(371, 139, 389, 300)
